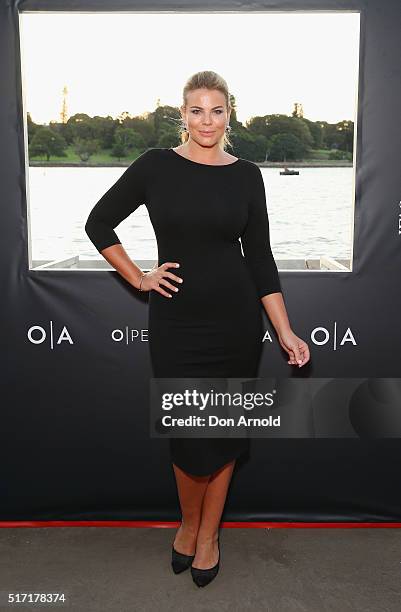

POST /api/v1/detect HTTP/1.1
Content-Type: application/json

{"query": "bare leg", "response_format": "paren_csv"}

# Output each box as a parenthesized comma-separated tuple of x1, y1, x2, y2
(192, 459, 236, 569)
(172, 462, 210, 556)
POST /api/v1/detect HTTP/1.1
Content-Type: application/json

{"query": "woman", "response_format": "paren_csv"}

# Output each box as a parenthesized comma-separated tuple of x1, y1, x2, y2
(85, 70, 310, 587)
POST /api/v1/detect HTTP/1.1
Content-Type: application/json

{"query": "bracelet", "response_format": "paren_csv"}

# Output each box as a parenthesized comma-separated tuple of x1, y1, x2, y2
(139, 272, 145, 291)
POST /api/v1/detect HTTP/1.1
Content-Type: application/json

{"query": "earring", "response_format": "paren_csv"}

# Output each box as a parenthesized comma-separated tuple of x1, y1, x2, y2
(225, 125, 232, 133)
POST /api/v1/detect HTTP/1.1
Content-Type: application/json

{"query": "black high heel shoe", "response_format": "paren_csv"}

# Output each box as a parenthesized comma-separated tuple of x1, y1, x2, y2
(191, 537, 220, 587)
(171, 544, 195, 574)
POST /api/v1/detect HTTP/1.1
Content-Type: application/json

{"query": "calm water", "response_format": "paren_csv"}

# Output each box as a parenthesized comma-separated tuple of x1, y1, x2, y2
(28, 165, 354, 264)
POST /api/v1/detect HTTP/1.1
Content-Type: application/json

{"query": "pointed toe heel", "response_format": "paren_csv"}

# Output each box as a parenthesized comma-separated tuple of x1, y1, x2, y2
(171, 545, 195, 574)
(190, 538, 220, 587)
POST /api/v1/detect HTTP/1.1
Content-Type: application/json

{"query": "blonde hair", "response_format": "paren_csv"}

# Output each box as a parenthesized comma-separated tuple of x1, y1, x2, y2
(179, 70, 233, 150)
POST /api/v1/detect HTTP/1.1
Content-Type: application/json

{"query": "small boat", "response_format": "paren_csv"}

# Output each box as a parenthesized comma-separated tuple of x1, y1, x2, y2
(280, 166, 299, 175)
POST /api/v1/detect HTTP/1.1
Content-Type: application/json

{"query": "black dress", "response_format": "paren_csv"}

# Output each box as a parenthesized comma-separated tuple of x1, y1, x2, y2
(85, 147, 282, 476)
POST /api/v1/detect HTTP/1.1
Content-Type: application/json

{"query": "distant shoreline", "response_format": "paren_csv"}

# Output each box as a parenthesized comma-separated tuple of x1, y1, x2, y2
(29, 160, 352, 168)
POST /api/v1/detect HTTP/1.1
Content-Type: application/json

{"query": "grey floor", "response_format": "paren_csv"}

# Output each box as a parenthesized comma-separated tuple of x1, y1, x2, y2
(0, 527, 400, 611)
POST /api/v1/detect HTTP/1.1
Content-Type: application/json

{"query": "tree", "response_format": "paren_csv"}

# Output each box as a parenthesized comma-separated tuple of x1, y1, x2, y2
(158, 128, 181, 148)
(111, 127, 144, 160)
(301, 118, 323, 149)
(29, 127, 67, 160)
(72, 137, 101, 162)
(267, 133, 304, 162)
(320, 120, 354, 151)
(247, 114, 314, 151)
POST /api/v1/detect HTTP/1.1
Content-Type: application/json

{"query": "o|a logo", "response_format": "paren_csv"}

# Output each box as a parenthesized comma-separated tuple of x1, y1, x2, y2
(27, 321, 74, 348)
(311, 323, 357, 350)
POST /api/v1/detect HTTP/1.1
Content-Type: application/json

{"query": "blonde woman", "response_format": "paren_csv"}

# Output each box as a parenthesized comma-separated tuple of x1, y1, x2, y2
(85, 70, 310, 587)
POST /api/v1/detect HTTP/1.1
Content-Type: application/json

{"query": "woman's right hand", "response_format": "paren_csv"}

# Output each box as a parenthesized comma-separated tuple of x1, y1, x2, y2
(139, 262, 183, 298)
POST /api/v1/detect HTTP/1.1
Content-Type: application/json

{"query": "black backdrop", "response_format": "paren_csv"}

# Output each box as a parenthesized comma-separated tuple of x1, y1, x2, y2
(2, 0, 401, 521)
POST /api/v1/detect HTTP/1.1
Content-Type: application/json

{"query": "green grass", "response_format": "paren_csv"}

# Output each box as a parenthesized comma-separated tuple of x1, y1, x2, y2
(308, 149, 329, 160)
(29, 146, 145, 163)
(306, 148, 341, 160)
(29, 146, 351, 164)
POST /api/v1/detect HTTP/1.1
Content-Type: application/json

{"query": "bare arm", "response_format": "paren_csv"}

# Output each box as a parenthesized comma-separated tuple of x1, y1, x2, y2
(98, 244, 182, 297)
(261, 292, 291, 335)
(98, 243, 145, 290)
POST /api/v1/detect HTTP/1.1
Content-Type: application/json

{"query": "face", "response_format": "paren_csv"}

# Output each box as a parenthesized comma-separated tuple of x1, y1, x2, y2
(181, 88, 231, 148)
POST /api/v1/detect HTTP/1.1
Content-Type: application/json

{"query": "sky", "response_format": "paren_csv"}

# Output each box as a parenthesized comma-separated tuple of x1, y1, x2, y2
(19, 11, 360, 126)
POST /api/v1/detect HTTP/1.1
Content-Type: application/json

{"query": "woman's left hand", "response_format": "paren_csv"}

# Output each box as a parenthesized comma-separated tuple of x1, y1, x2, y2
(278, 328, 310, 368)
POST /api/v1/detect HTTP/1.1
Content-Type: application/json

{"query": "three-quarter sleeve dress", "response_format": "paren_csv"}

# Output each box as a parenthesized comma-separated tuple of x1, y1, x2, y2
(85, 147, 281, 476)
